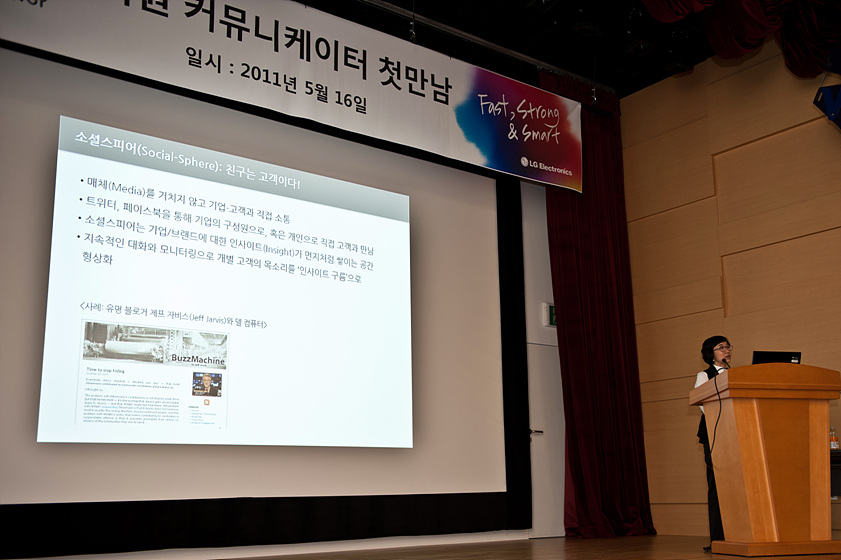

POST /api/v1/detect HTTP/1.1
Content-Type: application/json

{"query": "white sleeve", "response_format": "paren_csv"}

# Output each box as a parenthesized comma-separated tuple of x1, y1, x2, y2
(695, 370, 709, 414)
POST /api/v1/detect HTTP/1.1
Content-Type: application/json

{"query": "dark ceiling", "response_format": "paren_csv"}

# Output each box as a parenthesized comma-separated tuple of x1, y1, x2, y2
(296, 0, 716, 98)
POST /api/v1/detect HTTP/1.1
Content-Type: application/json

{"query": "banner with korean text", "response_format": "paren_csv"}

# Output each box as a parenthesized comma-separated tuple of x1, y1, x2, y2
(0, 0, 582, 191)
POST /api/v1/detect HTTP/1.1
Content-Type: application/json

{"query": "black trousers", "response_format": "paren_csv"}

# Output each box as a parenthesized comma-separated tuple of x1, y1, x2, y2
(698, 414, 725, 542)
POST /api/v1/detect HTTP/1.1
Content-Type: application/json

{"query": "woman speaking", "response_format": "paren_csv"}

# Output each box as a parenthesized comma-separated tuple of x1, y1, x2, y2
(695, 335, 732, 550)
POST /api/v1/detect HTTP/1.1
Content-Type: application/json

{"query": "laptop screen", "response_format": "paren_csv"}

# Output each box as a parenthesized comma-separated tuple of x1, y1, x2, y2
(752, 351, 801, 365)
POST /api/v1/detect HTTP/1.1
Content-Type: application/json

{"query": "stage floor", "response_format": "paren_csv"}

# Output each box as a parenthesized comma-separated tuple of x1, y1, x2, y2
(227, 535, 840, 560)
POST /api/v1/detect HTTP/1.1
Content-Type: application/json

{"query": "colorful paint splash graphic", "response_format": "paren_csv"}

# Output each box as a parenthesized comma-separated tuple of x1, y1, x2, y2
(455, 68, 582, 191)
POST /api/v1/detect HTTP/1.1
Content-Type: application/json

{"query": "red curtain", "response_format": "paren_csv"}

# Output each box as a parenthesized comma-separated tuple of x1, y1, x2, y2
(642, 0, 841, 77)
(539, 72, 655, 538)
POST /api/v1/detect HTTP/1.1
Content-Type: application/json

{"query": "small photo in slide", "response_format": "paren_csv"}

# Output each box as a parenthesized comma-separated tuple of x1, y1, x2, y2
(192, 372, 222, 397)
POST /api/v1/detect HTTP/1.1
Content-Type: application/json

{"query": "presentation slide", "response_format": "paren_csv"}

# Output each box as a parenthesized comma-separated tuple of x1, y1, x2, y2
(37, 117, 412, 448)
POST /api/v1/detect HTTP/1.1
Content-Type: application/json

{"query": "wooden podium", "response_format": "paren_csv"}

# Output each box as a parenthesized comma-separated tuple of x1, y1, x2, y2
(689, 363, 841, 556)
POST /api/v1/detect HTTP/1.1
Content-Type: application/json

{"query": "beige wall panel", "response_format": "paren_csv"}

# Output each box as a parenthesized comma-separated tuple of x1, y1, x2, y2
(701, 40, 783, 85)
(719, 192, 841, 255)
(620, 41, 781, 151)
(725, 308, 841, 373)
(624, 118, 714, 222)
(629, 199, 724, 324)
(624, 36, 839, 540)
(644, 429, 707, 504)
(642, 377, 702, 404)
(620, 68, 709, 148)
(707, 56, 827, 154)
(715, 120, 841, 253)
(650, 503, 710, 536)
(723, 229, 841, 316)
(716, 119, 841, 225)
(633, 277, 722, 325)
(628, 198, 721, 293)
(643, 399, 703, 434)
(637, 310, 724, 385)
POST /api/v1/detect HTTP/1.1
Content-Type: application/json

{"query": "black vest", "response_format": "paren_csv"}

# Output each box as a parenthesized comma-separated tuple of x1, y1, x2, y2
(697, 363, 720, 441)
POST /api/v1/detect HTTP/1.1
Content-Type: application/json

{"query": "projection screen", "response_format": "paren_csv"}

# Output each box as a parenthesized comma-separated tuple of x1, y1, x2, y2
(0, 46, 506, 505)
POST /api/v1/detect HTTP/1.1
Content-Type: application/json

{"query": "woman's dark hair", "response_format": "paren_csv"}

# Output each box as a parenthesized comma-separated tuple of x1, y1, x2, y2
(701, 335, 729, 365)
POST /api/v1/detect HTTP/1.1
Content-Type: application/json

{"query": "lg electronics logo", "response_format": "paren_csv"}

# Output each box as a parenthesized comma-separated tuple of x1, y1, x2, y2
(520, 157, 573, 176)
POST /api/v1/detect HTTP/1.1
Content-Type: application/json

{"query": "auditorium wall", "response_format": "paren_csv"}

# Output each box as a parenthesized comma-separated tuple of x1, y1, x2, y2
(620, 40, 841, 536)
